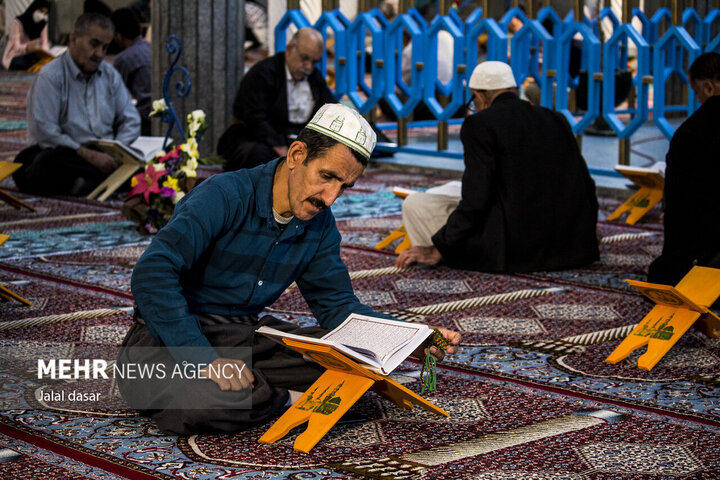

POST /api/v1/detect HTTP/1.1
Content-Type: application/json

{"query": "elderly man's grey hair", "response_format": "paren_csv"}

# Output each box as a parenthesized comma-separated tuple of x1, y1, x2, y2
(74, 12, 114, 36)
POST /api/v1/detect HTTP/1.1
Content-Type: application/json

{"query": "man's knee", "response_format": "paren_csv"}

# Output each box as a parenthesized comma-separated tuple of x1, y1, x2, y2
(402, 192, 430, 217)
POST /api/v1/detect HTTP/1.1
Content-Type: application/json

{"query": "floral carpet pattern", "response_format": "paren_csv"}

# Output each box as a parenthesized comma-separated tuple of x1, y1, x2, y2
(1, 71, 719, 479)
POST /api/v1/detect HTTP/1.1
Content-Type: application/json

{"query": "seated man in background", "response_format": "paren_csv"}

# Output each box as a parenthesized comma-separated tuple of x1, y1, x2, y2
(217, 27, 335, 171)
(648, 52, 720, 285)
(396, 61, 599, 273)
(121, 103, 461, 434)
(12, 13, 140, 197)
(111, 7, 152, 135)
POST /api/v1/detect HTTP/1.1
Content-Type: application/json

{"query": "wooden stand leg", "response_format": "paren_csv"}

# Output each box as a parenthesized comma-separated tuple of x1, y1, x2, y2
(606, 305, 701, 370)
(374, 225, 407, 251)
(0, 161, 36, 212)
(606, 187, 663, 225)
(259, 370, 375, 453)
(0, 284, 32, 306)
(86, 163, 141, 202)
(0, 189, 36, 212)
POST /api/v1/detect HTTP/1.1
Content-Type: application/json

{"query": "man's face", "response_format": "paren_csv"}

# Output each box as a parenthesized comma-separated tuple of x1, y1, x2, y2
(69, 24, 113, 77)
(285, 36, 324, 81)
(286, 143, 364, 221)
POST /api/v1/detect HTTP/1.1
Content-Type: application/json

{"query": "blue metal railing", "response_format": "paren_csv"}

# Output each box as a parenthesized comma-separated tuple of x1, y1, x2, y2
(160, 35, 191, 148)
(272, 6, 718, 169)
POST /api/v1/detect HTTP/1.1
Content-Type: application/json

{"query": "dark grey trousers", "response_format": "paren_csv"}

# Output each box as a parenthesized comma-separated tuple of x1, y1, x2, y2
(117, 313, 326, 435)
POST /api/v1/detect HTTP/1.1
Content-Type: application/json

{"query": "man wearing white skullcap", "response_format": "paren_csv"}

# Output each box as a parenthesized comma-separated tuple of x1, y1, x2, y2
(397, 61, 599, 273)
(121, 103, 461, 434)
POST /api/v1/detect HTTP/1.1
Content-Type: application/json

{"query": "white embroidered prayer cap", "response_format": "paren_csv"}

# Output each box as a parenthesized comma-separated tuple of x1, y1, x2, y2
(469, 61, 517, 90)
(306, 103, 376, 160)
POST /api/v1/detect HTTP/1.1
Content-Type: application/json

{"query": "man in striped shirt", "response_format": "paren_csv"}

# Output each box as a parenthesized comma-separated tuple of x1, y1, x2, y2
(119, 103, 460, 434)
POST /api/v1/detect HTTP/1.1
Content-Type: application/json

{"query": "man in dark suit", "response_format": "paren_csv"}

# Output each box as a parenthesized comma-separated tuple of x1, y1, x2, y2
(217, 27, 336, 171)
(648, 52, 720, 285)
(396, 61, 599, 273)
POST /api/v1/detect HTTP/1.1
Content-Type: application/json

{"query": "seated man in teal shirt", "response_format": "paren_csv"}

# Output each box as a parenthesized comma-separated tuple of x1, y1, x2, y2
(120, 103, 461, 434)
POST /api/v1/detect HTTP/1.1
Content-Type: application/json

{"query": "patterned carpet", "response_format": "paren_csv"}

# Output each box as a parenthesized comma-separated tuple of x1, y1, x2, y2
(1, 70, 719, 479)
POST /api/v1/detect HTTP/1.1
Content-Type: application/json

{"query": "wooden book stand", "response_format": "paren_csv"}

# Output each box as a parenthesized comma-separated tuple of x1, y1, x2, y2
(374, 187, 412, 253)
(0, 234, 32, 306)
(0, 162, 36, 212)
(606, 266, 720, 370)
(86, 158, 142, 202)
(606, 165, 664, 225)
(259, 338, 448, 453)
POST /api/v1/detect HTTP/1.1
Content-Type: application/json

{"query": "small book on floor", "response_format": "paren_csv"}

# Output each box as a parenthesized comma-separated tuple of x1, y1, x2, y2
(614, 162, 665, 190)
(257, 314, 432, 375)
(87, 136, 169, 165)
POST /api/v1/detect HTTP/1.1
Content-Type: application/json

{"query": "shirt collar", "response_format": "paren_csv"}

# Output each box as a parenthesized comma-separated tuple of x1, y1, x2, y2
(63, 50, 103, 81)
(285, 64, 296, 84)
(285, 63, 308, 86)
(255, 158, 309, 235)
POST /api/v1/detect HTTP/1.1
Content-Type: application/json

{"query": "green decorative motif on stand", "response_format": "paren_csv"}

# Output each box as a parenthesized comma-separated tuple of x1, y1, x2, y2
(634, 312, 676, 341)
(296, 381, 344, 415)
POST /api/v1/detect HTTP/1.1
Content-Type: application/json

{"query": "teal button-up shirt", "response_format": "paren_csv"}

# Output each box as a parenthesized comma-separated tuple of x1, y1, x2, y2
(131, 159, 391, 364)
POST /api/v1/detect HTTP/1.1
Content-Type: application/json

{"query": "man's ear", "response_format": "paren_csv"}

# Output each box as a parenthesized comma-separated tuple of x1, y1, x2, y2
(706, 79, 720, 98)
(286, 141, 307, 168)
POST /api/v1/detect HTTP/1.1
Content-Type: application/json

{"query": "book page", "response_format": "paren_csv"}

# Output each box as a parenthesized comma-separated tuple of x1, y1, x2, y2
(615, 165, 665, 189)
(322, 314, 429, 366)
(129, 136, 168, 162)
(256, 325, 382, 371)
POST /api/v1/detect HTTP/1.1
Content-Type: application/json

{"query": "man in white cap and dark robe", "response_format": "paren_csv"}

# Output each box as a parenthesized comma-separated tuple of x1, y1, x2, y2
(120, 103, 461, 434)
(396, 61, 599, 273)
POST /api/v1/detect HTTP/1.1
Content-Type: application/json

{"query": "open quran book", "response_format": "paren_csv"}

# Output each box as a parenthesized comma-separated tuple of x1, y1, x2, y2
(257, 314, 432, 375)
(615, 162, 665, 190)
(87, 136, 168, 165)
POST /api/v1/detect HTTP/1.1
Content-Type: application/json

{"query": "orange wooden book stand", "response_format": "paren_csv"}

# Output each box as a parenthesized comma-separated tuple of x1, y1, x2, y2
(0, 162, 36, 212)
(605, 266, 720, 370)
(258, 338, 448, 453)
(374, 188, 412, 253)
(0, 234, 32, 306)
(606, 166, 664, 225)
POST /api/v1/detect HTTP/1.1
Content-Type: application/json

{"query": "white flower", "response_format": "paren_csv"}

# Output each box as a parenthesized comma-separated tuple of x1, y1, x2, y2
(173, 191, 185, 204)
(150, 99, 168, 116)
(180, 158, 198, 178)
(186, 110, 207, 139)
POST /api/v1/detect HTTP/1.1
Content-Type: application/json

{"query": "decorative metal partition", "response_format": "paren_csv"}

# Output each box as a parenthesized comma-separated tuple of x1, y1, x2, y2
(273, 3, 720, 176)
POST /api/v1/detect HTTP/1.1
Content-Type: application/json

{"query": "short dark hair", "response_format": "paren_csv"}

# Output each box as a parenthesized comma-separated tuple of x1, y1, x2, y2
(689, 52, 720, 83)
(111, 8, 141, 39)
(295, 127, 368, 167)
(74, 12, 114, 36)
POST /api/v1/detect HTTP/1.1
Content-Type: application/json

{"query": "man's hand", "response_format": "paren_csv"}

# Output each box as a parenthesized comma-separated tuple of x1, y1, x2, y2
(412, 327, 462, 362)
(273, 145, 289, 157)
(201, 357, 255, 392)
(395, 246, 443, 268)
(78, 147, 120, 174)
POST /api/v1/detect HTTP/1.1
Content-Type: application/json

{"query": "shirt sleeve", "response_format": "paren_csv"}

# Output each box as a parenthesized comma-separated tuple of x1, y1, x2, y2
(27, 70, 81, 150)
(40, 25, 50, 52)
(295, 214, 399, 330)
(2, 20, 26, 69)
(110, 69, 141, 145)
(131, 182, 236, 364)
(432, 114, 496, 255)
